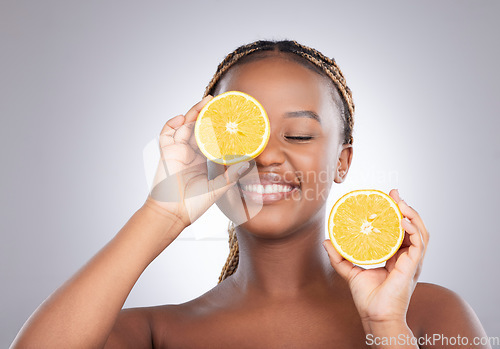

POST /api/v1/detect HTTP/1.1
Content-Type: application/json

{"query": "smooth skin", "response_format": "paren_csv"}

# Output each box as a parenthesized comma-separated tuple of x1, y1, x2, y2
(11, 53, 491, 349)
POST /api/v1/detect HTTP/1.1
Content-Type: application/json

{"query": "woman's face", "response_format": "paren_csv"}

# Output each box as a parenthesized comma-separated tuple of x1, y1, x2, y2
(208, 53, 350, 238)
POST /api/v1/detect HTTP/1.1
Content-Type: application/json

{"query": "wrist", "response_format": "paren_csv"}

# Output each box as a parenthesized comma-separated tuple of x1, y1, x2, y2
(362, 319, 418, 349)
(142, 197, 189, 230)
(362, 317, 408, 334)
(126, 200, 187, 255)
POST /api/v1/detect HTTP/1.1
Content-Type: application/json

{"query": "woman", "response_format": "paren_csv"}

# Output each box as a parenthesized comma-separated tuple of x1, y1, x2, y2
(11, 40, 490, 348)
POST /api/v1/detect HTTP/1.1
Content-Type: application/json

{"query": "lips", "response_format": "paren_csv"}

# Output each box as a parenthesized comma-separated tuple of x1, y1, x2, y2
(238, 172, 300, 204)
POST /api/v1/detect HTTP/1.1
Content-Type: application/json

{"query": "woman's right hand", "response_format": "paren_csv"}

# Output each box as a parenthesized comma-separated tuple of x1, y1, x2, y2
(145, 95, 249, 228)
(9, 96, 247, 349)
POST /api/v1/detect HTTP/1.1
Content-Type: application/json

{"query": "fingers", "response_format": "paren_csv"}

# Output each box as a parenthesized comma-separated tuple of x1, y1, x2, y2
(389, 188, 403, 203)
(174, 123, 195, 144)
(188, 131, 203, 157)
(397, 219, 425, 274)
(160, 95, 212, 134)
(161, 114, 185, 135)
(158, 96, 215, 175)
(160, 116, 194, 145)
(390, 189, 430, 251)
(177, 95, 212, 146)
(398, 199, 419, 222)
(399, 230, 412, 249)
(322, 240, 363, 283)
(398, 199, 429, 252)
(160, 94, 213, 139)
(185, 95, 213, 123)
(161, 144, 197, 165)
(207, 162, 250, 203)
(396, 193, 427, 234)
(387, 190, 430, 281)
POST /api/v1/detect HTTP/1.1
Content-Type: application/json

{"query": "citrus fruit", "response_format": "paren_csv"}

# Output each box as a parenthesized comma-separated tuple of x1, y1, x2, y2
(328, 189, 404, 265)
(194, 91, 270, 165)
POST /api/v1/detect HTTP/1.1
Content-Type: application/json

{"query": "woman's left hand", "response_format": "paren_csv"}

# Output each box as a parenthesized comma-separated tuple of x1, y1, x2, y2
(323, 189, 430, 327)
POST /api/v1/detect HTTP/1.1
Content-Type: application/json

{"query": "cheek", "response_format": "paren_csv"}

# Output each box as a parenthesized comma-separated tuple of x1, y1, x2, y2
(290, 141, 337, 200)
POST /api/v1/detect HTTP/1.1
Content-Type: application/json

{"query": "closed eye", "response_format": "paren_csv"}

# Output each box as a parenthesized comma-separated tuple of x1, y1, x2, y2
(285, 135, 314, 142)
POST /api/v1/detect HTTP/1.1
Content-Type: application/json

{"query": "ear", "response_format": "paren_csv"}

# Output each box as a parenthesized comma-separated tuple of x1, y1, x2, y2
(334, 144, 353, 184)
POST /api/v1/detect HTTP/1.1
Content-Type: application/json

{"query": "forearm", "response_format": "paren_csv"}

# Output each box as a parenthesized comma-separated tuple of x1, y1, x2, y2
(11, 202, 185, 349)
(363, 320, 419, 349)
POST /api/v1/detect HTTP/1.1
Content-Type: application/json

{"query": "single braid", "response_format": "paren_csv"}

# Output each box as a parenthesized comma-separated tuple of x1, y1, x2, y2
(209, 40, 356, 283)
(218, 221, 239, 282)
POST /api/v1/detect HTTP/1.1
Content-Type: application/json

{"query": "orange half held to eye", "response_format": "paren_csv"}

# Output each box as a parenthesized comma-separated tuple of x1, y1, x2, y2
(194, 91, 271, 165)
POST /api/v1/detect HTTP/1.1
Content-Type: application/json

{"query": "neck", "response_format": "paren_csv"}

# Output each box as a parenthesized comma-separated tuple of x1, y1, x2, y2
(230, 216, 337, 298)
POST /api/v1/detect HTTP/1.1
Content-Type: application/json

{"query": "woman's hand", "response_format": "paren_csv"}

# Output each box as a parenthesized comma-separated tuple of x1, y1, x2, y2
(145, 95, 250, 228)
(323, 189, 429, 331)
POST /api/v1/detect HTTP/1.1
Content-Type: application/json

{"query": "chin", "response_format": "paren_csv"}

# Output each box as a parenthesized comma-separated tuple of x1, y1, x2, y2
(238, 210, 297, 239)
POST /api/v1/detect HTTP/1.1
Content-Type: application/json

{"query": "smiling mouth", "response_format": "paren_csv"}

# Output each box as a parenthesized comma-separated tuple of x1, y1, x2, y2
(241, 183, 294, 194)
(239, 185, 300, 204)
(238, 173, 301, 204)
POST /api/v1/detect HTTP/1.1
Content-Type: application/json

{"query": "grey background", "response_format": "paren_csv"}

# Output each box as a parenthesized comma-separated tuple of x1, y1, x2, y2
(1, 0, 499, 346)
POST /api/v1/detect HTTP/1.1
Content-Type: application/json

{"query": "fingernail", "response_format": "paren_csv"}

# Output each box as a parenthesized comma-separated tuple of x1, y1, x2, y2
(397, 189, 404, 202)
(237, 162, 250, 175)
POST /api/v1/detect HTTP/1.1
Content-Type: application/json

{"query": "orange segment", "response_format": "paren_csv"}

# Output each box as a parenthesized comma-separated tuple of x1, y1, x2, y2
(194, 91, 270, 165)
(328, 189, 404, 265)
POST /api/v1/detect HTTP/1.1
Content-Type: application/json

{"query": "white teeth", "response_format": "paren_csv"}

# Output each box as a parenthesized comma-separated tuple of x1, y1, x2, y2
(243, 184, 294, 194)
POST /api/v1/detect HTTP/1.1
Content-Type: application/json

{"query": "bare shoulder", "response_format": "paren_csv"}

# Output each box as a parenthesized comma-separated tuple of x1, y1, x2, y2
(147, 281, 247, 348)
(104, 306, 155, 348)
(407, 282, 490, 347)
(408, 282, 480, 323)
(104, 301, 202, 348)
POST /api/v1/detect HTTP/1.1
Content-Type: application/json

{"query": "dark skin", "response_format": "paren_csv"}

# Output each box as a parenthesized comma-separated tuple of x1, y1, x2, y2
(108, 54, 490, 348)
(12, 53, 490, 349)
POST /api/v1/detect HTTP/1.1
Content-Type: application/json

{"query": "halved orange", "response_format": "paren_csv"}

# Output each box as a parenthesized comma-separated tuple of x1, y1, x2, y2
(328, 189, 404, 265)
(194, 91, 270, 165)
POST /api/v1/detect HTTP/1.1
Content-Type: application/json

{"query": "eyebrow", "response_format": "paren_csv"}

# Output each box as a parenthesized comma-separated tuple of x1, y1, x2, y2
(284, 110, 321, 123)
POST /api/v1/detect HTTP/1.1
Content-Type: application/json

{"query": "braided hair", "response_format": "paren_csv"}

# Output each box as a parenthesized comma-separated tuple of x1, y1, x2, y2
(203, 40, 355, 283)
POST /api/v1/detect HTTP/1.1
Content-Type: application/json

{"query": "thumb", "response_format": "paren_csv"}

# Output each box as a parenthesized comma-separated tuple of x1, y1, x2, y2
(322, 239, 363, 283)
(225, 161, 251, 183)
(208, 161, 250, 202)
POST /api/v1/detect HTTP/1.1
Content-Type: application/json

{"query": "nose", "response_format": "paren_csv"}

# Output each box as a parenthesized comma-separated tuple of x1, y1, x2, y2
(254, 131, 285, 168)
